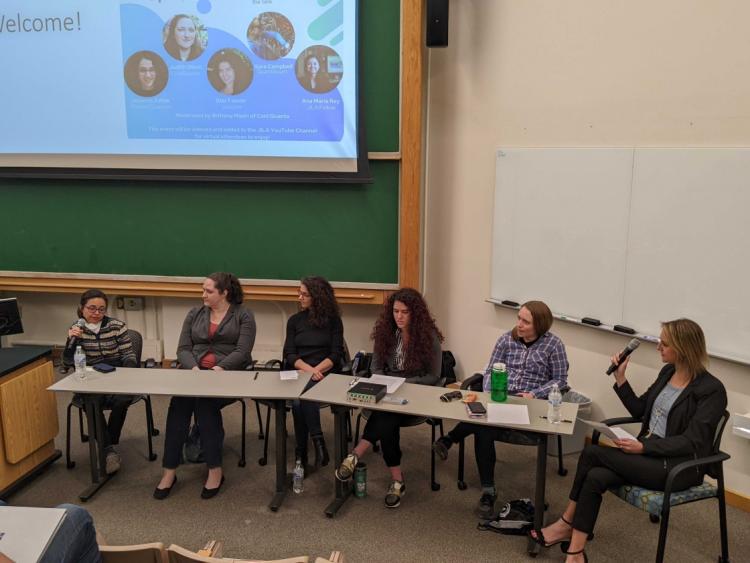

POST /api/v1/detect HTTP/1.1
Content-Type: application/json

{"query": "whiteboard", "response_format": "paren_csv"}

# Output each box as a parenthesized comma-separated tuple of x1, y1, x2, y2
(491, 147, 750, 364)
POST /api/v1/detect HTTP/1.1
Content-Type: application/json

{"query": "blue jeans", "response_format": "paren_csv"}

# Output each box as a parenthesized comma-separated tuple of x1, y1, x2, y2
(0, 501, 101, 563)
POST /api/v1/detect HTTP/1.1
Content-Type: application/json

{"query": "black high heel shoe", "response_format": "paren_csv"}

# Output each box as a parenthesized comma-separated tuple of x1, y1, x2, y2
(312, 435, 330, 467)
(153, 475, 177, 500)
(529, 516, 573, 548)
(562, 546, 587, 562)
(201, 476, 225, 499)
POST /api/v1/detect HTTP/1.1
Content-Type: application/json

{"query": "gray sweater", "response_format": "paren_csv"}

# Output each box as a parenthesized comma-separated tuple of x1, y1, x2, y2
(177, 305, 256, 370)
(371, 331, 442, 386)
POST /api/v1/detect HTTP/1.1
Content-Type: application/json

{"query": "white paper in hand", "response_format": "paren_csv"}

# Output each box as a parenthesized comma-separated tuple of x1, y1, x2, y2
(579, 419, 637, 442)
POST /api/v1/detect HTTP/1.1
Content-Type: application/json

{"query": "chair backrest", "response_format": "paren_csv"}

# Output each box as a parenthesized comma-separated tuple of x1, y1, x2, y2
(167, 545, 310, 563)
(713, 410, 731, 453)
(101, 542, 167, 563)
(127, 329, 143, 365)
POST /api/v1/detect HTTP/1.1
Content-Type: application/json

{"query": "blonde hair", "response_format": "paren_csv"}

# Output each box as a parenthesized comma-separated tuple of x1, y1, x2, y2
(661, 318, 708, 379)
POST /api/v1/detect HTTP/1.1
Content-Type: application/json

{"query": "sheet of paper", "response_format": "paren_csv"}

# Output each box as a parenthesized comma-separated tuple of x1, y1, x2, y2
(279, 370, 299, 381)
(0, 507, 66, 562)
(579, 419, 637, 442)
(486, 403, 530, 425)
(368, 374, 404, 394)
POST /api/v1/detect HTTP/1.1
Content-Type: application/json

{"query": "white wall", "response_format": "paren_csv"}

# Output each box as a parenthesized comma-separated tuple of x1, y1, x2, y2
(424, 0, 750, 496)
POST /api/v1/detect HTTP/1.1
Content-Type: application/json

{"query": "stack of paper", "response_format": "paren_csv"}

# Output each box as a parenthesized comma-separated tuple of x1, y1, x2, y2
(279, 370, 299, 381)
(368, 374, 404, 394)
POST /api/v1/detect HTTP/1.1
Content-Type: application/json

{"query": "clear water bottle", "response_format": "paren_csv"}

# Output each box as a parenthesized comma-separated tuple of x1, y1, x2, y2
(292, 459, 304, 494)
(547, 383, 562, 424)
(74, 345, 87, 380)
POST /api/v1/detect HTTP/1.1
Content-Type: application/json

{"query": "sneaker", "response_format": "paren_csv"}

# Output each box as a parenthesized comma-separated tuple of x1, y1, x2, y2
(432, 436, 452, 461)
(476, 491, 497, 519)
(105, 449, 122, 475)
(335, 453, 358, 481)
(384, 480, 406, 508)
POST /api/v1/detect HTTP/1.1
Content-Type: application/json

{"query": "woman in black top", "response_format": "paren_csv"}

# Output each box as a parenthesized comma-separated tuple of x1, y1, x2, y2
(335, 288, 443, 508)
(533, 319, 727, 562)
(285, 276, 344, 468)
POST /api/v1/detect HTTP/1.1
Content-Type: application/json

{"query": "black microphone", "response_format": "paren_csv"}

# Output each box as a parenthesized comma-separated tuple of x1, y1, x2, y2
(606, 338, 640, 375)
(65, 318, 86, 351)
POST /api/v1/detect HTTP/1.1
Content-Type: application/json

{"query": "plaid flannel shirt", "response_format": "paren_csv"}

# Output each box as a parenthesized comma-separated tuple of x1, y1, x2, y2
(481, 330, 569, 399)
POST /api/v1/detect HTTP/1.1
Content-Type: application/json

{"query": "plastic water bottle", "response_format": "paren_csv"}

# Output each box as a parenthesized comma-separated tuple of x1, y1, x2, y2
(74, 346, 87, 380)
(293, 459, 304, 494)
(547, 383, 562, 424)
(490, 362, 508, 402)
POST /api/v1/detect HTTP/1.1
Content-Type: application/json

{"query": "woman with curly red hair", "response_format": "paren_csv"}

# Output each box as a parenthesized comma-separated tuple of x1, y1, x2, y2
(335, 288, 443, 508)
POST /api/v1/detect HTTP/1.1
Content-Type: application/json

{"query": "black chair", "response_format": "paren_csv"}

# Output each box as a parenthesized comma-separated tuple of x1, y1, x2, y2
(592, 411, 731, 563)
(454, 373, 568, 490)
(65, 329, 158, 468)
(352, 352, 448, 492)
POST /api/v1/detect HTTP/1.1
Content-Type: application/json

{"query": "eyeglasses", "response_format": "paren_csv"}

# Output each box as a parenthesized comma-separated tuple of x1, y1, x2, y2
(298, 292, 310, 298)
(84, 305, 106, 314)
(138, 68, 156, 74)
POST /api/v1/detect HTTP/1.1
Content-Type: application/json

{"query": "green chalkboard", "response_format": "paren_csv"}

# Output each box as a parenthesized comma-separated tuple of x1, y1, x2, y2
(0, 1, 401, 284)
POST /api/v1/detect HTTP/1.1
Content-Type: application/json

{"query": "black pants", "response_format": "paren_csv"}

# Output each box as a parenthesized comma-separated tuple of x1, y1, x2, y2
(292, 377, 323, 455)
(569, 444, 702, 534)
(362, 411, 423, 468)
(447, 422, 541, 487)
(78, 393, 134, 449)
(162, 396, 235, 469)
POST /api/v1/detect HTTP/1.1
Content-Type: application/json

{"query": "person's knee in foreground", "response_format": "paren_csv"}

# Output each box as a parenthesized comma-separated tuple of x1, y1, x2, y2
(154, 272, 256, 500)
(531, 318, 727, 562)
(335, 288, 443, 508)
(433, 300, 568, 518)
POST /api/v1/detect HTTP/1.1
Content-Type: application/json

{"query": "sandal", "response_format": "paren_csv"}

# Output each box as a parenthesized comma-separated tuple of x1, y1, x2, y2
(563, 546, 588, 562)
(529, 516, 573, 548)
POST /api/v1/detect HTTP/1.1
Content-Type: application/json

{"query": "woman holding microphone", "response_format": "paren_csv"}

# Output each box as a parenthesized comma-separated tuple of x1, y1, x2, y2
(532, 318, 727, 562)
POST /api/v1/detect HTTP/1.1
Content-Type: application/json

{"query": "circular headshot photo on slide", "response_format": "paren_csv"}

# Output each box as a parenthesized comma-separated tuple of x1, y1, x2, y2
(207, 49, 254, 96)
(163, 14, 208, 62)
(124, 51, 168, 97)
(246, 12, 295, 60)
(296, 46, 343, 94)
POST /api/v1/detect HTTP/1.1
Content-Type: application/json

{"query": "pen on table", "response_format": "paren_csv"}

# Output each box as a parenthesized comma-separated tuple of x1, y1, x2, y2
(253, 371, 259, 381)
(348, 377, 360, 388)
(540, 415, 574, 423)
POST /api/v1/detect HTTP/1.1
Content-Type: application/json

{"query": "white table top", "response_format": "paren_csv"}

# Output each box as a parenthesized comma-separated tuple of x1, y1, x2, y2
(301, 374, 579, 436)
(48, 367, 312, 400)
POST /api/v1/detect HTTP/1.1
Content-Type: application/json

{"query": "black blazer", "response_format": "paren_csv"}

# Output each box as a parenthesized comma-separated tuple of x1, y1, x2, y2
(614, 364, 727, 463)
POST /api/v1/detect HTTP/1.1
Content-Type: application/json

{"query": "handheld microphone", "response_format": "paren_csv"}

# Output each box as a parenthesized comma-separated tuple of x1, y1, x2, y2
(65, 318, 86, 351)
(606, 338, 640, 375)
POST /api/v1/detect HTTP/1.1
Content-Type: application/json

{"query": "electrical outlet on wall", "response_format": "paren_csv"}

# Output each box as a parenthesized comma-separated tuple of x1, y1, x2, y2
(123, 297, 145, 311)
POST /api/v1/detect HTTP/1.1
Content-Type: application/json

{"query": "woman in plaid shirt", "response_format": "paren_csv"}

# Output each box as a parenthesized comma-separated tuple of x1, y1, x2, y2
(433, 300, 569, 518)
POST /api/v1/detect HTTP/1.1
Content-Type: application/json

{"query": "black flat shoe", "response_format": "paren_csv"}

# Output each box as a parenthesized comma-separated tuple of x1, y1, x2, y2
(312, 435, 330, 467)
(153, 475, 177, 500)
(201, 476, 225, 499)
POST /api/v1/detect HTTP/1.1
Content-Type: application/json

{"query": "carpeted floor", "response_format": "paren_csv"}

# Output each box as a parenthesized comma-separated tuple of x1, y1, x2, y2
(8, 391, 749, 562)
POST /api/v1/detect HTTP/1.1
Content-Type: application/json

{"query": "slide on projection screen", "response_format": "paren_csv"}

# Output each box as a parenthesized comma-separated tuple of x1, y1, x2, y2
(0, 0, 368, 181)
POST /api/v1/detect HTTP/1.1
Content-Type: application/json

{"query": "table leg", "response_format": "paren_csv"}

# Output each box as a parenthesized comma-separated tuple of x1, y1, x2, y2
(269, 399, 289, 511)
(79, 395, 111, 501)
(527, 434, 548, 556)
(325, 404, 352, 518)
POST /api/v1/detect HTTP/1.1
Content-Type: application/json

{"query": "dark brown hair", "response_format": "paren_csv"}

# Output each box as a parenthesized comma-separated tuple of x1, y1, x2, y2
(371, 288, 443, 372)
(77, 289, 108, 318)
(207, 272, 244, 305)
(511, 300, 553, 340)
(301, 276, 340, 327)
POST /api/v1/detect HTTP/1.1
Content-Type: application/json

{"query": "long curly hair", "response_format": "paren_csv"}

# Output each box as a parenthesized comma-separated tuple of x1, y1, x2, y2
(371, 288, 443, 372)
(301, 276, 340, 327)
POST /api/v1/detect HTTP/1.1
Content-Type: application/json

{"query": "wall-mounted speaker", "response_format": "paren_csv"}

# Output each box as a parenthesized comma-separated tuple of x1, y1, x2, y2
(426, 0, 449, 48)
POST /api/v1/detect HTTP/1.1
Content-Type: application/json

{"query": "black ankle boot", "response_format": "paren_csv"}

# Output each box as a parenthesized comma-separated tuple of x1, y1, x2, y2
(312, 435, 330, 467)
(295, 446, 309, 469)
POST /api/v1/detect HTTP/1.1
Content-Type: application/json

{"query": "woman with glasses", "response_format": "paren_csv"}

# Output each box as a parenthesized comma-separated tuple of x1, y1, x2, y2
(335, 288, 443, 508)
(63, 289, 138, 475)
(285, 276, 344, 470)
(532, 319, 727, 563)
(154, 272, 256, 500)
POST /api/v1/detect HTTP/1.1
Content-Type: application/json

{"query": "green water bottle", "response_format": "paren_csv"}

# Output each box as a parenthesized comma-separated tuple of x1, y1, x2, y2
(354, 462, 367, 498)
(491, 362, 508, 402)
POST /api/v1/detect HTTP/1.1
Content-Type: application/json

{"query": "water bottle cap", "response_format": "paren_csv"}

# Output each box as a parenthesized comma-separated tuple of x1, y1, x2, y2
(493, 362, 506, 371)
(75, 345, 83, 352)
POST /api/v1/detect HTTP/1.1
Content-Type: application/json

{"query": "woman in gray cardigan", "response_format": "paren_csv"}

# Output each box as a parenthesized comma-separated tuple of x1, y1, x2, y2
(154, 272, 256, 500)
